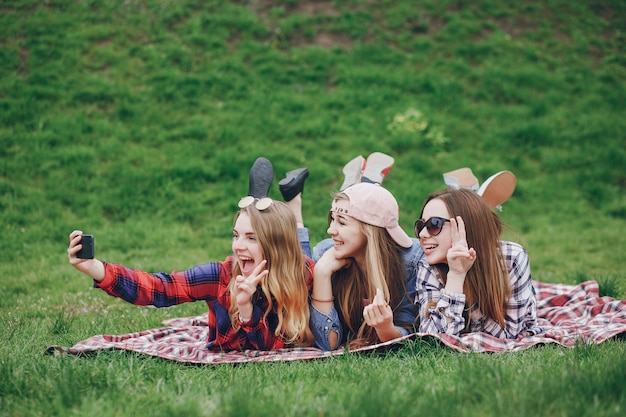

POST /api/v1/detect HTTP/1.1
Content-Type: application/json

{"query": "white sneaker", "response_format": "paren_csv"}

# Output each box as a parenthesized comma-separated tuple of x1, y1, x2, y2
(361, 152, 394, 185)
(443, 167, 479, 191)
(340, 155, 366, 191)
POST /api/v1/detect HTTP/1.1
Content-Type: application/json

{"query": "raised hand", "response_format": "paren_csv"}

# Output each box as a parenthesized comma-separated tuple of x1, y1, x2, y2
(68, 230, 89, 266)
(363, 287, 393, 327)
(446, 216, 477, 277)
(363, 287, 399, 342)
(234, 259, 269, 312)
(67, 230, 105, 282)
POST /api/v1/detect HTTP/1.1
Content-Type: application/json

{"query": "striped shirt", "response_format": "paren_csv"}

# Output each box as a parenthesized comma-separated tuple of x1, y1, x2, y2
(415, 241, 542, 338)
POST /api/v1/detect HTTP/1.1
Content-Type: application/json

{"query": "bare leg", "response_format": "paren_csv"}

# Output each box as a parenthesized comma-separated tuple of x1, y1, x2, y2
(285, 193, 304, 228)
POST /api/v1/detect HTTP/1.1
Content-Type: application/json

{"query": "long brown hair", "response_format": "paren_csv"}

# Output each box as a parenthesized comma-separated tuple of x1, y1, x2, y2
(330, 194, 408, 346)
(421, 188, 510, 328)
(229, 200, 314, 347)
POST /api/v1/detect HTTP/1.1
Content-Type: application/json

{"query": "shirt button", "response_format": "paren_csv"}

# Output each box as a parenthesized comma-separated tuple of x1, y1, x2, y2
(327, 319, 331, 323)
(324, 326, 328, 330)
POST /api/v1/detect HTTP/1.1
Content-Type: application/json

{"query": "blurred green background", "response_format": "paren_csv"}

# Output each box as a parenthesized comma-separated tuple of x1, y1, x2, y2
(2, 0, 624, 284)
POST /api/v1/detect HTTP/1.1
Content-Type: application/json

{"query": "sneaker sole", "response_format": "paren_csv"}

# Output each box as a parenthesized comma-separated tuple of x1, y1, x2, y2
(248, 157, 274, 198)
(478, 171, 516, 208)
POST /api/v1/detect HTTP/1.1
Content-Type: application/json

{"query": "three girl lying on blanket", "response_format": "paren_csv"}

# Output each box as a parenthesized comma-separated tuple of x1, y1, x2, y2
(67, 154, 542, 352)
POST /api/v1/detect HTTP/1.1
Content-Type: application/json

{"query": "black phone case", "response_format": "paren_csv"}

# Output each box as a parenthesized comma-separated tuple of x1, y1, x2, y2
(76, 234, 94, 259)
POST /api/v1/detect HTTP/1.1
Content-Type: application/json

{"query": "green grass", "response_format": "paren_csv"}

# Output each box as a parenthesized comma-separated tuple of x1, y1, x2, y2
(1, 0, 625, 415)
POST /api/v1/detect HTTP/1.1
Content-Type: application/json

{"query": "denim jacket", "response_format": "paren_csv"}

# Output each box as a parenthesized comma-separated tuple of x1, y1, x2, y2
(299, 228, 424, 350)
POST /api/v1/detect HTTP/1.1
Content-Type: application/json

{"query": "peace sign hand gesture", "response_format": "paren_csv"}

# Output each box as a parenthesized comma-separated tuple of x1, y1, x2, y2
(234, 260, 269, 321)
(447, 216, 477, 277)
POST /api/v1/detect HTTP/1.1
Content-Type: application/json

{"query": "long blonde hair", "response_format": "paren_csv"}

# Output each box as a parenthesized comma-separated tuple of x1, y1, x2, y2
(329, 194, 408, 346)
(422, 189, 510, 328)
(229, 200, 314, 347)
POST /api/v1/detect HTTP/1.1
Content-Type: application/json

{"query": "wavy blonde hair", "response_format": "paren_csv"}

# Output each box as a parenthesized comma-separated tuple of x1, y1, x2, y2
(329, 193, 408, 346)
(229, 200, 314, 347)
(422, 188, 510, 328)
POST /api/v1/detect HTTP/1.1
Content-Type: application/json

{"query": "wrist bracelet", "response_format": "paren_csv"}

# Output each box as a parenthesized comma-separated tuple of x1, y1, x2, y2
(311, 295, 334, 303)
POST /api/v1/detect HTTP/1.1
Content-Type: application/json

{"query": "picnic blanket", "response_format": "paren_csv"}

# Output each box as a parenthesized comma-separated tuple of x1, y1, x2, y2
(46, 280, 626, 363)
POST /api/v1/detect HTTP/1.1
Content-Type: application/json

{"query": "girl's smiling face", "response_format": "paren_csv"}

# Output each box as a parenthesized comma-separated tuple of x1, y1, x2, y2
(327, 199, 367, 265)
(418, 198, 452, 265)
(232, 212, 264, 277)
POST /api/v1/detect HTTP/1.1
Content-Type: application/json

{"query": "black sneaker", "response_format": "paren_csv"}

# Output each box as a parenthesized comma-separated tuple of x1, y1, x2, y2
(279, 168, 309, 202)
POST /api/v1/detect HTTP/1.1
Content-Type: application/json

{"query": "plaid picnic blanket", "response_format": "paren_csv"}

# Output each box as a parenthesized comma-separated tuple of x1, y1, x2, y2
(46, 280, 626, 363)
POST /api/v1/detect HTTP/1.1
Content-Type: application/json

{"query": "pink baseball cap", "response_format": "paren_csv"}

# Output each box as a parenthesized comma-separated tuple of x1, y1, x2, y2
(331, 183, 412, 248)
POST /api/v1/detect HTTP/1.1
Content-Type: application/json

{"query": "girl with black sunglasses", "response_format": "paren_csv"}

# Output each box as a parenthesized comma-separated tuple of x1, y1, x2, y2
(414, 188, 543, 338)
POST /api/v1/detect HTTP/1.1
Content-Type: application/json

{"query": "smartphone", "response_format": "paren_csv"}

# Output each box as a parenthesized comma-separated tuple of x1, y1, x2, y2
(76, 234, 94, 259)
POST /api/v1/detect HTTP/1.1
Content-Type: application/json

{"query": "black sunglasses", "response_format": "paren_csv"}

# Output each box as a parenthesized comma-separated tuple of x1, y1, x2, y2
(414, 216, 450, 237)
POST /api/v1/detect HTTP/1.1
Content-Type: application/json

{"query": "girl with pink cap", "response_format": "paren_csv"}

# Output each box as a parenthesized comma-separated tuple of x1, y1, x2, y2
(308, 182, 420, 350)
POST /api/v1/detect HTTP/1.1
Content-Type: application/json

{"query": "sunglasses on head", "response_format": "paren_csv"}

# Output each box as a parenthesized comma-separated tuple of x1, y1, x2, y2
(414, 216, 450, 237)
(238, 196, 274, 211)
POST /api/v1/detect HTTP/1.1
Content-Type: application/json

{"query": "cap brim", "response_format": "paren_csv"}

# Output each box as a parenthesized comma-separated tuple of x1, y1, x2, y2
(387, 226, 413, 248)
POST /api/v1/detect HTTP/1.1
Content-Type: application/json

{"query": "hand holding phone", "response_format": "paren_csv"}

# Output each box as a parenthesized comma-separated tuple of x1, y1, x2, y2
(76, 234, 94, 259)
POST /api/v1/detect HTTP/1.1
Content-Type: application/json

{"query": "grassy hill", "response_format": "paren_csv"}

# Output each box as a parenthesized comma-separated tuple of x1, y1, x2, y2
(1, 1, 625, 416)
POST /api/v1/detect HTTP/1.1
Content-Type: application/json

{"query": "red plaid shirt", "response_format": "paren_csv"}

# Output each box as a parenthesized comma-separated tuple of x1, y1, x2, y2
(97, 256, 314, 351)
